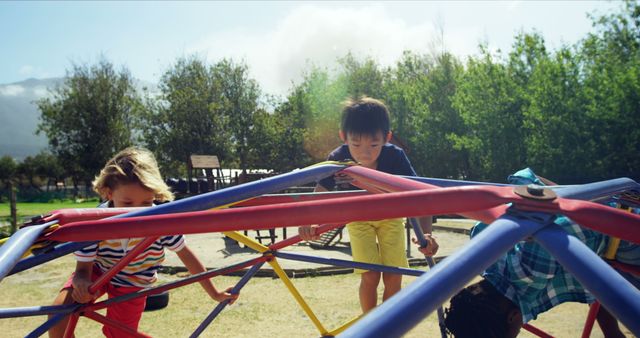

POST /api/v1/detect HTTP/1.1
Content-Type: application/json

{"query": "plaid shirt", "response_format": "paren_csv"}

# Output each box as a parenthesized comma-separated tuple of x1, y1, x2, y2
(472, 216, 608, 323)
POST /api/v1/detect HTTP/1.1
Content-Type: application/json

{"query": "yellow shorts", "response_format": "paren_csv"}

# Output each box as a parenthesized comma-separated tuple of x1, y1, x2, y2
(347, 218, 408, 274)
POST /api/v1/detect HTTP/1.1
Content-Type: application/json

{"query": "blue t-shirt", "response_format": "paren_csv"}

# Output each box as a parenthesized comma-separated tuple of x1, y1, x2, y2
(318, 143, 417, 191)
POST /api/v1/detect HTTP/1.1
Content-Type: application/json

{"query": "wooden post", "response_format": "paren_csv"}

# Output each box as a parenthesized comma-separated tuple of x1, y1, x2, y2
(9, 181, 17, 234)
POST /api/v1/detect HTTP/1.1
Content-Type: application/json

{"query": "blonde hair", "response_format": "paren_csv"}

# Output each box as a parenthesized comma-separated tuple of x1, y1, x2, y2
(92, 147, 174, 202)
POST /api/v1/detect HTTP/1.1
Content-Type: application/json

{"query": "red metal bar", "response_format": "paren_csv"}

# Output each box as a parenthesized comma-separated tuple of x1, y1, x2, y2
(46, 186, 517, 242)
(581, 302, 601, 338)
(268, 223, 345, 251)
(62, 313, 80, 338)
(44, 208, 145, 225)
(46, 185, 640, 245)
(233, 191, 368, 207)
(343, 166, 507, 223)
(523, 323, 555, 338)
(89, 237, 158, 294)
(83, 310, 152, 338)
(519, 198, 640, 244)
(38, 193, 365, 227)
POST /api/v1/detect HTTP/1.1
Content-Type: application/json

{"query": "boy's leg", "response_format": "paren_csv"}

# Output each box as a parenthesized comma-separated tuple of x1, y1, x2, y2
(348, 221, 383, 312)
(49, 288, 75, 338)
(596, 305, 625, 338)
(376, 218, 409, 301)
(382, 272, 402, 301)
(49, 269, 107, 338)
(360, 271, 381, 313)
(102, 285, 147, 338)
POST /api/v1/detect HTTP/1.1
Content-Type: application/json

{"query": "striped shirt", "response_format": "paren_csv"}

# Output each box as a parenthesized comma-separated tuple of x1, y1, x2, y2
(74, 203, 186, 287)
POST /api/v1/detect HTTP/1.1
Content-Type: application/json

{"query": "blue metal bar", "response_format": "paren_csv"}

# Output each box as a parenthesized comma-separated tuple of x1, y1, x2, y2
(123, 163, 344, 215)
(9, 241, 93, 276)
(274, 251, 424, 277)
(0, 303, 77, 319)
(25, 309, 79, 338)
(553, 178, 639, 201)
(0, 221, 56, 281)
(339, 213, 553, 338)
(408, 218, 447, 338)
(534, 224, 640, 335)
(190, 261, 265, 338)
(94, 257, 264, 308)
(407, 176, 639, 203)
(9, 164, 345, 276)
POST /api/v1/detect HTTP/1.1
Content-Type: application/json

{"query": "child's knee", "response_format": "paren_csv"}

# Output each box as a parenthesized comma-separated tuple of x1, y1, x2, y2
(382, 273, 402, 287)
(361, 271, 381, 285)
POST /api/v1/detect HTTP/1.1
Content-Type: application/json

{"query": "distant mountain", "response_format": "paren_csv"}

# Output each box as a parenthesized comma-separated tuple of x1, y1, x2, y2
(0, 78, 59, 160)
(0, 78, 156, 160)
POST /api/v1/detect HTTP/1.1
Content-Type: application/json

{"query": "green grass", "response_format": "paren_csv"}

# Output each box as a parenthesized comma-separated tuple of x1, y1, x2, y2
(0, 200, 100, 218)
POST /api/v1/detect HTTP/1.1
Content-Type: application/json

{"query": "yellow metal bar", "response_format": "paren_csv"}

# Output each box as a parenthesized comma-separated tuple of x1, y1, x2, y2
(310, 160, 357, 167)
(326, 314, 363, 336)
(604, 238, 621, 260)
(223, 231, 269, 253)
(268, 258, 328, 335)
(604, 204, 631, 260)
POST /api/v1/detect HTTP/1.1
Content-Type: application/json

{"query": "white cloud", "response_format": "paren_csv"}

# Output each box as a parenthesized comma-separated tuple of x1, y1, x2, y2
(0, 84, 26, 96)
(32, 86, 51, 98)
(508, 1, 522, 12)
(19, 65, 35, 76)
(17, 64, 51, 80)
(188, 5, 437, 96)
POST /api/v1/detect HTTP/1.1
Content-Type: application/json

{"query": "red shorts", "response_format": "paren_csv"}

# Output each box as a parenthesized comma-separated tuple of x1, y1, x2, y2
(63, 265, 147, 338)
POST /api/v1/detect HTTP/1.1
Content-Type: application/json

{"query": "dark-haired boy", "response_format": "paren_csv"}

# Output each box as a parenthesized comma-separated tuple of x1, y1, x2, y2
(298, 96, 438, 313)
(444, 168, 639, 338)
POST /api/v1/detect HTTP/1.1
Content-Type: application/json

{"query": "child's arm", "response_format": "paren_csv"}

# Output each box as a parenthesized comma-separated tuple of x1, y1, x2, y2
(71, 261, 95, 303)
(412, 216, 439, 257)
(297, 184, 328, 240)
(175, 246, 238, 303)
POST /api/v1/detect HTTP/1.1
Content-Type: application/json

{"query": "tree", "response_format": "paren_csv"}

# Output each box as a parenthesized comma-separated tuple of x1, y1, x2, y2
(245, 94, 313, 173)
(522, 46, 590, 183)
(139, 57, 263, 175)
(0, 156, 18, 233)
(212, 59, 261, 172)
(37, 58, 140, 188)
(384, 51, 468, 179)
(338, 53, 385, 99)
(17, 155, 41, 189)
(32, 151, 65, 191)
(451, 44, 528, 181)
(0, 156, 17, 191)
(576, 0, 640, 181)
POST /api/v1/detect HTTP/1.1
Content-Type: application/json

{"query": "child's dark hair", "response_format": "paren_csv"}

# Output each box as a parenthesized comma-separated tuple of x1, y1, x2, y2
(341, 96, 390, 137)
(444, 279, 513, 338)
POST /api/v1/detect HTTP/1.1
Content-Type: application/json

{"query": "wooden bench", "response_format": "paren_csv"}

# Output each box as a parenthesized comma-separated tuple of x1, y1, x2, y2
(188, 155, 227, 192)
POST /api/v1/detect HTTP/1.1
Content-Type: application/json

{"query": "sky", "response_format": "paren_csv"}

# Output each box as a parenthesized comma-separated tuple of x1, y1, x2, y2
(0, 1, 622, 96)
